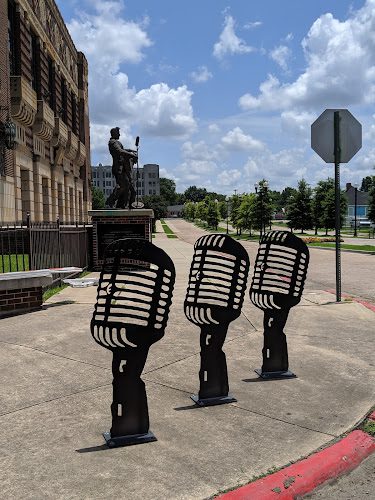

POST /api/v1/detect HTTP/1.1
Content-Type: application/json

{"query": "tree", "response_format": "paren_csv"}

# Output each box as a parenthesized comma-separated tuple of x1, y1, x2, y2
(316, 179, 347, 235)
(195, 201, 208, 221)
(217, 200, 227, 219)
(206, 200, 220, 229)
(366, 186, 375, 224)
(230, 195, 242, 235)
(252, 180, 273, 233)
(360, 175, 375, 192)
(183, 201, 196, 221)
(92, 185, 106, 209)
(312, 179, 332, 235)
(160, 177, 177, 205)
(238, 194, 256, 237)
(143, 195, 168, 221)
(280, 187, 297, 211)
(286, 179, 314, 233)
(269, 190, 282, 213)
(184, 185, 208, 202)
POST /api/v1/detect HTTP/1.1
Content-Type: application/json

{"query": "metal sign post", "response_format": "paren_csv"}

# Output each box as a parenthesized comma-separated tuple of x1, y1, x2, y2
(311, 109, 362, 303)
(334, 112, 341, 302)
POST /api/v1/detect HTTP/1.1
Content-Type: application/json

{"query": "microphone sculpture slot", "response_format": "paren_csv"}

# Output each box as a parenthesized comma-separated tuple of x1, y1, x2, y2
(91, 238, 175, 447)
(184, 234, 250, 406)
(249, 231, 309, 379)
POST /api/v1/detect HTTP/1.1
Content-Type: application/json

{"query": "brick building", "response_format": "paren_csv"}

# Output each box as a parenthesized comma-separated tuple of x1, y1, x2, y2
(0, 0, 91, 223)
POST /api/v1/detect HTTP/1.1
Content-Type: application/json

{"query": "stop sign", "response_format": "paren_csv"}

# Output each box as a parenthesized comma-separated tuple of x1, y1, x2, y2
(311, 109, 362, 163)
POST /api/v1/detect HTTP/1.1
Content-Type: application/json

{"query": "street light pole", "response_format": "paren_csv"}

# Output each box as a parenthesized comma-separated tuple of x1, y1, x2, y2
(225, 196, 229, 234)
(263, 180, 269, 235)
(354, 183, 358, 237)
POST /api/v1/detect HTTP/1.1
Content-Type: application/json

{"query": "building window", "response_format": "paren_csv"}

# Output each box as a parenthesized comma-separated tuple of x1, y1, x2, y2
(48, 57, 56, 111)
(71, 92, 77, 134)
(8, 0, 18, 75)
(30, 30, 39, 93)
(61, 76, 67, 123)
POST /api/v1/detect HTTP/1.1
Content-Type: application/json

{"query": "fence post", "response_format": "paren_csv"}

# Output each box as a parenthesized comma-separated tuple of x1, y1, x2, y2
(57, 215, 62, 268)
(26, 212, 33, 270)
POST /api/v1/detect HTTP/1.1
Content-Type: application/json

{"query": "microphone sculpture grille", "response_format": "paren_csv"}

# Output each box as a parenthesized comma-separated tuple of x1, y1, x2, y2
(91, 238, 175, 350)
(185, 234, 249, 327)
(250, 230, 309, 311)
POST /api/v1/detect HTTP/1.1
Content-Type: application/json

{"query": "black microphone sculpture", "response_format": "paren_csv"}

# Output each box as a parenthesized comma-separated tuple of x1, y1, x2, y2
(91, 238, 175, 447)
(250, 230, 309, 379)
(184, 234, 250, 406)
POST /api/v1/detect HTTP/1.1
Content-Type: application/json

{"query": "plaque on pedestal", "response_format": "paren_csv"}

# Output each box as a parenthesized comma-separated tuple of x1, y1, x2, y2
(88, 209, 154, 271)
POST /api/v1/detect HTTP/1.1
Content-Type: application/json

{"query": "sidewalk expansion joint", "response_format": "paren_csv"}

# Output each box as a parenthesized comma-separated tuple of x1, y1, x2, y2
(230, 403, 337, 438)
(0, 382, 111, 419)
(0, 339, 110, 372)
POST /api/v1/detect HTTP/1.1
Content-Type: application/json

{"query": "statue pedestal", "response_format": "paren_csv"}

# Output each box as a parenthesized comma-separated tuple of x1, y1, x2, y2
(88, 209, 154, 271)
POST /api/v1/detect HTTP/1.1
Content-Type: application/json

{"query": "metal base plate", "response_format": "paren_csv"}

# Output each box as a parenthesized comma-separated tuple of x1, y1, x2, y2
(254, 368, 296, 380)
(103, 431, 157, 448)
(190, 394, 237, 407)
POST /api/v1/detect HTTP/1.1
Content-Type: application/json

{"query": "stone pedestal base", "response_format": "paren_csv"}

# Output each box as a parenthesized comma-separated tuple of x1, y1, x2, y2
(89, 209, 154, 271)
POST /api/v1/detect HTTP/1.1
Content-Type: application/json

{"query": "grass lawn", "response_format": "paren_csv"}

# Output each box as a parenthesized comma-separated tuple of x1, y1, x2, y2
(307, 242, 375, 252)
(0, 254, 29, 273)
(160, 221, 178, 238)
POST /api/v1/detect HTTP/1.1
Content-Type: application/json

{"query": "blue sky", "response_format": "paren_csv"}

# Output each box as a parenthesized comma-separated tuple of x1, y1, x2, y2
(56, 0, 375, 194)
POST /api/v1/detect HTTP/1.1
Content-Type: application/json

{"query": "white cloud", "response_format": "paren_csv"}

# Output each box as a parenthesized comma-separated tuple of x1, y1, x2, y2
(269, 45, 291, 71)
(208, 123, 220, 133)
(217, 169, 243, 187)
(280, 110, 316, 137)
(213, 14, 255, 59)
(243, 21, 262, 30)
(239, 1, 375, 111)
(221, 127, 265, 151)
(190, 66, 213, 83)
(181, 140, 219, 161)
(67, 0, 197, 157)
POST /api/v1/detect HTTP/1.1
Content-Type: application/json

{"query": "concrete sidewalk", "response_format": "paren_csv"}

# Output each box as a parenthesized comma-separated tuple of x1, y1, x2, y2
(0, 236, 374, 499)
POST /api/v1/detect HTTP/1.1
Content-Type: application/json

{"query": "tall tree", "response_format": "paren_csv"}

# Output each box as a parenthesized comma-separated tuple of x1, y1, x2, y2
(160, 177, 177, 205)
(367, 186, 375, 224)
(195, 201, 208, 221)
(238, 194, 256, 237)
(184, 185, 208, 202)
(143, 195, 168, 221)
(360, 175, 375, 192)
(286, 179, 313, 233)
(92, 185, 106, 209)
(252, 180, 273, 233)
(206, 200, 220, 229)
(230, 195, 242, 234)
(319, 181, 347, 235)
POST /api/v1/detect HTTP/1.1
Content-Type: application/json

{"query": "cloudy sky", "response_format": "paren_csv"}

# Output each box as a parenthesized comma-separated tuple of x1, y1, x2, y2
(56, 0, 375, 194)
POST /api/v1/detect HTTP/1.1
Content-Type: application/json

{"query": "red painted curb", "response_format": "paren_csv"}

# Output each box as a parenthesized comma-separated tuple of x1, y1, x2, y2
(217, 430, 375, 500)
(325, 290, 375, 312)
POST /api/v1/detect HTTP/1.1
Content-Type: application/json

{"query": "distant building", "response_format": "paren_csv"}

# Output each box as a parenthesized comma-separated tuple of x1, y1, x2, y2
(344, 183, 371, 226)
(167, 204, 184, 217)
(134, 164, 160, 198)
(0, 0, 91, 223)
(92, 163, 160, 200)
(92, 164, 116, 200)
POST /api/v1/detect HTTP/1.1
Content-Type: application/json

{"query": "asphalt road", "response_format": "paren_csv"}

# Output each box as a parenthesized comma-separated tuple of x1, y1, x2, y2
(167, 219, 375, 302)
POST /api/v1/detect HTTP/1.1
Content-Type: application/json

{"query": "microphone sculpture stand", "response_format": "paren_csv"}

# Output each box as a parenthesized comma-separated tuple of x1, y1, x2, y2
(184, 234, 250, 406)
(250, 231, 309, 379)
(91, 238, 175, 447)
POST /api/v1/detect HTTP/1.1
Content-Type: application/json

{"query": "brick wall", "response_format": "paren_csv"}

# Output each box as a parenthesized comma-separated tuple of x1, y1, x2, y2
(0, 286, 43, 314)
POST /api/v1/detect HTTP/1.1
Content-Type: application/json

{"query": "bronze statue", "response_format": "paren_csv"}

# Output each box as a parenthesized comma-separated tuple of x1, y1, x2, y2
(106, 127, 137, 209)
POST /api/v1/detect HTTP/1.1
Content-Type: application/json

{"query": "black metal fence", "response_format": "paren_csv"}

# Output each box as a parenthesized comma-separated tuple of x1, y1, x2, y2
(0, 216, 92, 274)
